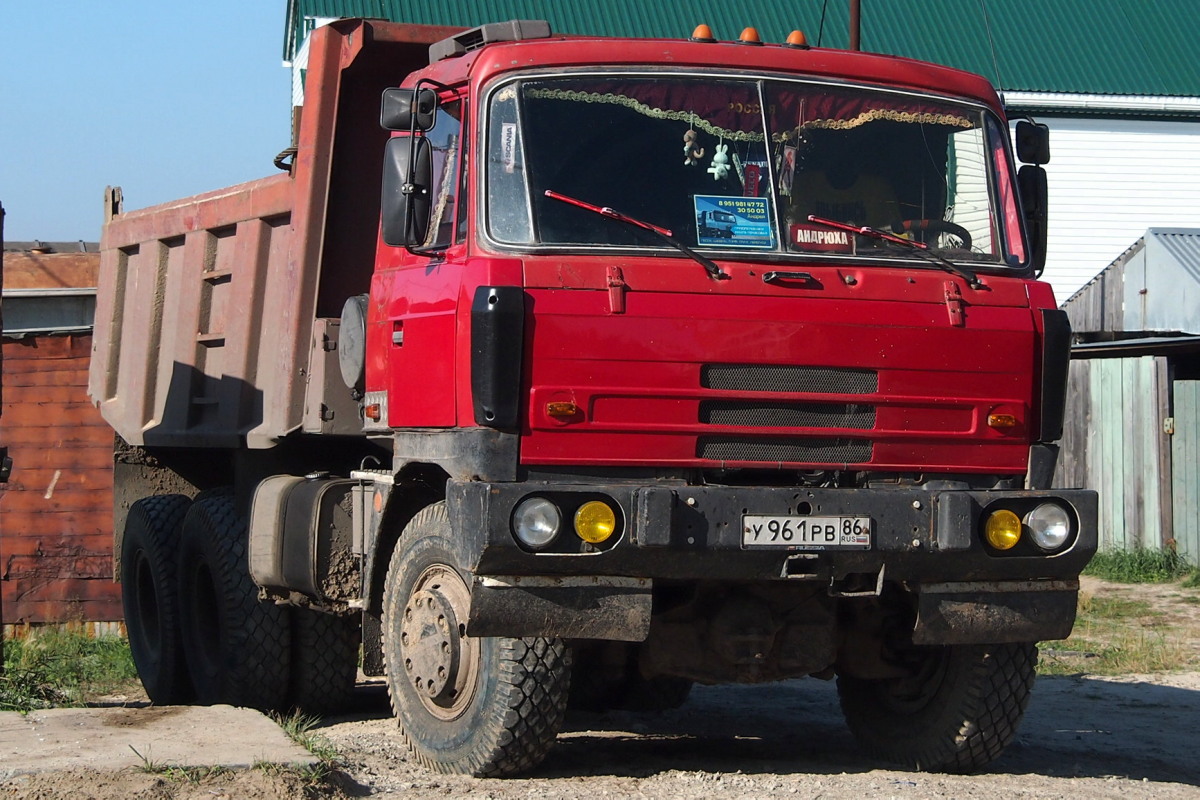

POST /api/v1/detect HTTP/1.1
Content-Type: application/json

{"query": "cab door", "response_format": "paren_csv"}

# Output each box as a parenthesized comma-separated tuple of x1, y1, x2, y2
(368, 94, 468, 428)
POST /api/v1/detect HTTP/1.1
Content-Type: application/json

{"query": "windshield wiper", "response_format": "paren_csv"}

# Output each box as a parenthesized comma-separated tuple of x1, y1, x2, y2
(806, 215, 981, 288)
(545, 190, 728, 280)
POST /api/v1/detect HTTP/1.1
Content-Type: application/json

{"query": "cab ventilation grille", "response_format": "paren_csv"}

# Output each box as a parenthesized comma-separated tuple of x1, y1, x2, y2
(697, 437, 873, 464)
(701, 365, 878, 395)
(700, 401, 876, 430)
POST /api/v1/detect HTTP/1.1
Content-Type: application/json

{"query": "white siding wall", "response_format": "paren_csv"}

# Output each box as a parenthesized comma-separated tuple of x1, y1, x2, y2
(1035, 117, 1200, 304)
(290, 17, 339, 108)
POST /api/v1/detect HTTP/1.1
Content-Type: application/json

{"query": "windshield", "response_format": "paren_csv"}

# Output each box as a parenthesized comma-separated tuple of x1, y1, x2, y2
(485, 75, 1026, 268)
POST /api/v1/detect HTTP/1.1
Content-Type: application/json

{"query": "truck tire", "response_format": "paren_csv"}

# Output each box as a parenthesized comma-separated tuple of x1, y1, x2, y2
(177, 493, 290, 711)
(120, 494, 193, 704)
(837, 642, 1037, 772)
(382, 502, 571, 776)
(289, 607, 360, 716)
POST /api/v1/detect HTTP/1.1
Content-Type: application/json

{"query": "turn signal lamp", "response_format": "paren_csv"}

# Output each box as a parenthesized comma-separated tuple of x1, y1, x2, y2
(785, 30, 810, 49)
(738, 27, 764, 45)
(574, 501, 617, 544)
(690, 24, 716, 42)
(988, 413, 1019, 429)
(985, 509, 1022, 551)
(364, 403, 382, 421)
(546, 401, 579, 418)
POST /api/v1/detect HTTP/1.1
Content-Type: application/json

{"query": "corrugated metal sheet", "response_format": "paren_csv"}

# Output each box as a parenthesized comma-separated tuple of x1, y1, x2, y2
(1173, 380, 1200, 561)
(288, 0, 1200, 97)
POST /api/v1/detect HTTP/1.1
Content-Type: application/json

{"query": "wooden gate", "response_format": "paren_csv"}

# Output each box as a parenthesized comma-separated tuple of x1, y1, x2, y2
(1171, 380, 1200, 561)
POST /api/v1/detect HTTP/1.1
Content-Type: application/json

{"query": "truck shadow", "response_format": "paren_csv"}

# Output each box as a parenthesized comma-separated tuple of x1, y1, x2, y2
(319, 673, 1200, 787)
(543, 676, 1200, 787)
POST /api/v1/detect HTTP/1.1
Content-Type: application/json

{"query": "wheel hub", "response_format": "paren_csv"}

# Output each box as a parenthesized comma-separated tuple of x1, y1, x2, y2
(399, 565, 478, 719)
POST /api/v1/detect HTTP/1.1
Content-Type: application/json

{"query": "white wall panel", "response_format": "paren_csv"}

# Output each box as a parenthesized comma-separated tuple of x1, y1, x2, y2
(1034, 118, 1200, 304)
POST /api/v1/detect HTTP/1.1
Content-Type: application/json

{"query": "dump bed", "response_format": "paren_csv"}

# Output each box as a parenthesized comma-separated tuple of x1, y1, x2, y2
(88, 19, 459, 448)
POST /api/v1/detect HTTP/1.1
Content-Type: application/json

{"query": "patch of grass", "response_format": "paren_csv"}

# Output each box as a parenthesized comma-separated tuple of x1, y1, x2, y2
(1, 628, 138, 712)
(129, 745, 232, 784)
(1038, 588, 1191, 676)
(1083, 548, 1195, 583)
(1182, 571, 1200, 590)
(273, 710, 340, 763)
(1039, 631, 1187, 676)
(1078, 593, 1156, 620)
(268, 710, 342, 789)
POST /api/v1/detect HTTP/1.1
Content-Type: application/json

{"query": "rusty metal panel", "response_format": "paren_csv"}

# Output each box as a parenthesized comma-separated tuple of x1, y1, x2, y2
(0, 334, 120, 624)
(89, 176, 296, 448)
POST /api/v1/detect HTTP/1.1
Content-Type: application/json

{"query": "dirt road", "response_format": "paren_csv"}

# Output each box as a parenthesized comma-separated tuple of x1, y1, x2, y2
(314, 669, 1200, 799)
(5, 576, 1199, 799)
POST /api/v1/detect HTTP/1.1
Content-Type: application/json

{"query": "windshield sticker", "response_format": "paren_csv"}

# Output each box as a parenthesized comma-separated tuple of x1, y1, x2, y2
(742, 163, 762, 197)
(790, 223, 854, 253)
(779, 145, 797, 197)
(695, 195, 773, 248)
(501, 122, 518, 173)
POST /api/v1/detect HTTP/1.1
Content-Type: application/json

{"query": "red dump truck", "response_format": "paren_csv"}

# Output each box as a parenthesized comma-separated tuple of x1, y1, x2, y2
(89, 18, 1096, 776)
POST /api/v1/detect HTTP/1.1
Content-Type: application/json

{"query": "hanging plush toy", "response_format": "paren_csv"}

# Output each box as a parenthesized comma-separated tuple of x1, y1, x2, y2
(683, 129, 705, 165)
(708, 143, 731, 180)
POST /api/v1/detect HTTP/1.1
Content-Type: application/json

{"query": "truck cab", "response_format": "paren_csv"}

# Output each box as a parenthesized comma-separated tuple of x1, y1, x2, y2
(355, 21, 1092, 774)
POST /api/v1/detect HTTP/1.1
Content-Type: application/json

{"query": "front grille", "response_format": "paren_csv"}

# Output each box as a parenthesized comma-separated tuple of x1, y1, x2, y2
(702, 364, 878, 394)
(698, 437, 874, 464)
(700, 400, 875, 430)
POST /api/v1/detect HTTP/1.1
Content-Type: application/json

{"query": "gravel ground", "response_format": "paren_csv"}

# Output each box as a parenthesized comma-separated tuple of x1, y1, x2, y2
(314, 668, 1200, 799)
(5, 577, 1198, 799)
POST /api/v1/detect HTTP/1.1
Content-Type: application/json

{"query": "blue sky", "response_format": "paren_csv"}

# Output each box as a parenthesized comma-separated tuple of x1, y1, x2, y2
(1, 3, 289, 242)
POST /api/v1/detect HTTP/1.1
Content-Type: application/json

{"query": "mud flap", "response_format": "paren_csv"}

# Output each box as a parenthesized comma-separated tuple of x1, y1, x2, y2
(912, 580, 1078, 645)
(466, 576, 652, 642)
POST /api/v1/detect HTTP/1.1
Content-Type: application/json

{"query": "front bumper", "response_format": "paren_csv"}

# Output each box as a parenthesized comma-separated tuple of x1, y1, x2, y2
(448, 481, 1098, 583)
(450, 480, 1096, 643)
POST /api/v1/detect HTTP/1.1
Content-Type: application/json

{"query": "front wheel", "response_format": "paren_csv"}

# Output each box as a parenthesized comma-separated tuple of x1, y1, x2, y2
(837, 642, 1036, 772)
(382, 502, 571, 776)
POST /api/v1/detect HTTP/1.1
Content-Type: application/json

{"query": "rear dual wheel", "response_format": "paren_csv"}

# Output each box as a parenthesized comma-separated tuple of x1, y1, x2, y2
(289, 606, 360, 715)
(120, 495, 193, 704)
(382, 503, 571, 776)
(177, 494, 291, 711)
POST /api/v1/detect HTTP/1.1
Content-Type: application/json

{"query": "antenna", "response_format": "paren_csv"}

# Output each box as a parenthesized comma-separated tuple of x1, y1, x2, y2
(817, 0, 829, 47)
(979, 0, 1006, 96)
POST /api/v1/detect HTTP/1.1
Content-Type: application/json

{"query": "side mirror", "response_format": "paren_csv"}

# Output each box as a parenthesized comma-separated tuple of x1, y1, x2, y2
(381, 136, 432, 247)
(1018, 164, 1048, 275)
(380, 87, 438, 132)
(1016, 120, 1050, 165)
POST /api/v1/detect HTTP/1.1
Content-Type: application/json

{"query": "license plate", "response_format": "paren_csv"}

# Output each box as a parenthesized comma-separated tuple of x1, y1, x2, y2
(742, 515, 872, 549)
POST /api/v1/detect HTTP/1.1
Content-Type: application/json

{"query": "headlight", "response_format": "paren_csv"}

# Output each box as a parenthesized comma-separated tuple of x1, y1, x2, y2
(574, 501, 617, 544)
(1025, 503, 1071, 551)
(984, 509, 1022, 551)
(512, 498, 561, 550)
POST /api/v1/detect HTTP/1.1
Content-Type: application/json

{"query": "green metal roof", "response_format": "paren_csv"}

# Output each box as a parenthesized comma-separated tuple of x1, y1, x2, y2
(285, 0, 1200, 97)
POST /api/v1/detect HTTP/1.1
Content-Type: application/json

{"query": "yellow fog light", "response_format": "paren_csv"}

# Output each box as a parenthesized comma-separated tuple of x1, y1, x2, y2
(985, 509, 1023, 550)
(574, 501, 617, 544)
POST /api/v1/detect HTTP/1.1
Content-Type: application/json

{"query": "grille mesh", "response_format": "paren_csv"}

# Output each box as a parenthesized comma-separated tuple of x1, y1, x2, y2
(698, 437, 873, 464)
(701, 401, 875, 430)
(702, 364, 878, 394)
